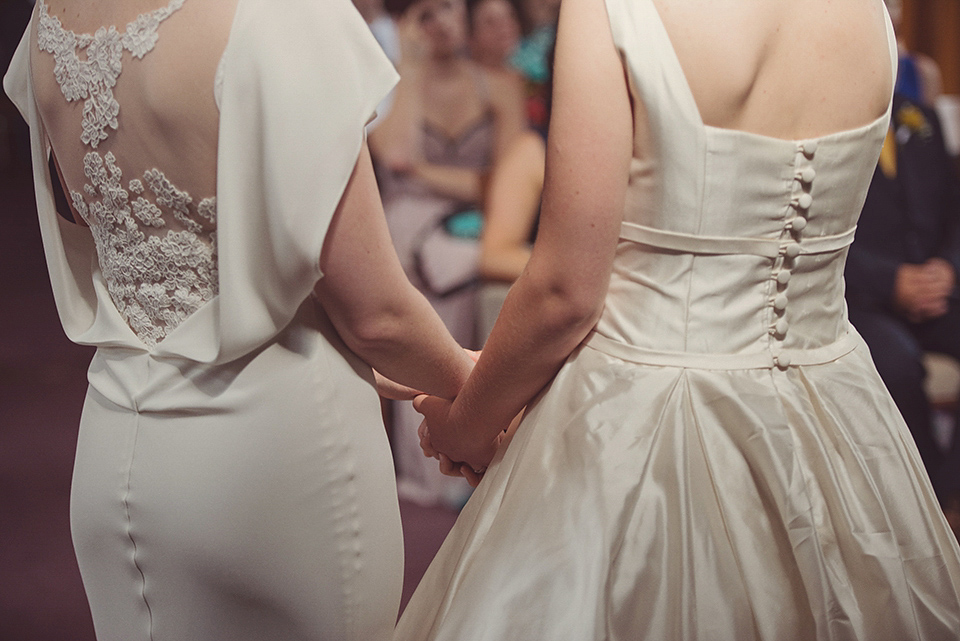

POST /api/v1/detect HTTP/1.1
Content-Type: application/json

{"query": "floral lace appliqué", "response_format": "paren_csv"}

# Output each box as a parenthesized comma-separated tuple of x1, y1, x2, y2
(37, 0, 187, 148)
(73, 151, 218, 348)
(37, 0, 220, 349)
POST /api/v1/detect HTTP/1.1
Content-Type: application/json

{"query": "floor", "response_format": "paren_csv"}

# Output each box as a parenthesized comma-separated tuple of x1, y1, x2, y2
(0, 164, 457, 641)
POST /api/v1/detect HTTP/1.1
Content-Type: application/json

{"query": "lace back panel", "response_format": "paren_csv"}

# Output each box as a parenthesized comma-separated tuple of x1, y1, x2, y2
(37, 0, 218, 348)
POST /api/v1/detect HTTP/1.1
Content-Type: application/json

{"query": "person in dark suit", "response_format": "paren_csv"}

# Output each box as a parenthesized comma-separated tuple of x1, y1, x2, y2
(846, 92, 960, 529)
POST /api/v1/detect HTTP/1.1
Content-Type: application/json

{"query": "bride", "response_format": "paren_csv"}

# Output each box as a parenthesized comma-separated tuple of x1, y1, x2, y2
(401, 0, 960, 638)
(5, 0, 474, 639)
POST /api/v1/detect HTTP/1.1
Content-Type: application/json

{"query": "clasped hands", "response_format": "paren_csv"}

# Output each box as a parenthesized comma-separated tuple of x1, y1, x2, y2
(894, 258, 957, 323)
(413, 394, 522, 488)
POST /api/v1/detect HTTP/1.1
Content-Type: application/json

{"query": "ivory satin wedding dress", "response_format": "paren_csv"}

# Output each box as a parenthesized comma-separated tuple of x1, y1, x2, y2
(5, 0, 402, 639)
(395, 1, 960, 639)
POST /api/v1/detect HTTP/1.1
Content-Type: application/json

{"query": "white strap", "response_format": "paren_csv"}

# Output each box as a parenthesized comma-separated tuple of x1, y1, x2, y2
(619, 222, 856, 258)
(584, 330, 860, 370)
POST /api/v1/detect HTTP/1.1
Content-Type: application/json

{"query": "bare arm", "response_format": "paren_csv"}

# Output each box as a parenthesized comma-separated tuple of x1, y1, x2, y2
(315, 142, 474, 399)
(479, 131, 545, 282)
(418, 0, 633, 467)
(487, 68, 527, 160)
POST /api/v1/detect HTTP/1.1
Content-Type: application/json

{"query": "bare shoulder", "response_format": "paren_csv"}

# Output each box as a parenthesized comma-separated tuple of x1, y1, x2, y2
(653, 0, 893, 137)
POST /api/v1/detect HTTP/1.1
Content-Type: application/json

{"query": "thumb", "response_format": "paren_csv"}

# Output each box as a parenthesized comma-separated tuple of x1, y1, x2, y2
(412, 394, 429, 413)
(413, 393, 446, 415)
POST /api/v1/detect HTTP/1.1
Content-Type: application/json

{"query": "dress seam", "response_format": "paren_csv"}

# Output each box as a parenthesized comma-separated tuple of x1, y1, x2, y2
(313, 334, 363, 639)
(121, 410, 156, 641)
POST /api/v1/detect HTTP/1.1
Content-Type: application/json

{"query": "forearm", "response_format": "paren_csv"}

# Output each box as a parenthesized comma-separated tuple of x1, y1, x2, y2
(446, 269, 603, 446)
(412, 162, 484, 203)
(327, 284, 474, 400)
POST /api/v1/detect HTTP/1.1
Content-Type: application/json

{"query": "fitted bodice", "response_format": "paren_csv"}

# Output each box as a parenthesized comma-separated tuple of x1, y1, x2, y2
(592, 0, 897, 369)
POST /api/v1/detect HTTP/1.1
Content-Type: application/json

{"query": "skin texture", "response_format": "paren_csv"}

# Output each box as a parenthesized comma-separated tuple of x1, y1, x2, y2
(314, 143, 475, 400)
(417, 0, 895, 478)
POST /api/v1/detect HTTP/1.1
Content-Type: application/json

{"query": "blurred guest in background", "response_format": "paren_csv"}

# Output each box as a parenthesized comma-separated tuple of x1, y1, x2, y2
(369, 0, 524, 507)
(845, 91, 960, 535)
(354, 0, 401, 63)
(509, 0, 558, 126)
(477, 47, 550, 342)
(467, 0, 522, 72)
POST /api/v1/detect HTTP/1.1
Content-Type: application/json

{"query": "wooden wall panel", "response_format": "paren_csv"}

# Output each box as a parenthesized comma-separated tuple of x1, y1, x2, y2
(902, 0, 960, 95)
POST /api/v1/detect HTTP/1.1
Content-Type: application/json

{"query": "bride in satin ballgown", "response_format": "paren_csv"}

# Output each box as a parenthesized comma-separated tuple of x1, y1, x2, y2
(399, 0, 960, 639)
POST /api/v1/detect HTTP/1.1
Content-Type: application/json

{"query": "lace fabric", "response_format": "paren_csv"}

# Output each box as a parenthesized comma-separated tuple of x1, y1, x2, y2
(37, 0, 219, 348)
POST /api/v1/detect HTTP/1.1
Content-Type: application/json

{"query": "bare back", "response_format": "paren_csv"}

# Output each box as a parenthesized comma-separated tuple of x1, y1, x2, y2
(654, 0, 893, 140)
(32, 0, 237, 220)
(30, 0, 237, 346)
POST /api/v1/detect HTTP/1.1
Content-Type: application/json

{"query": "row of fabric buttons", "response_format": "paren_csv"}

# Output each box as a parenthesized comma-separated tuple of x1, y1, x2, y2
(771, 140, 818, 369)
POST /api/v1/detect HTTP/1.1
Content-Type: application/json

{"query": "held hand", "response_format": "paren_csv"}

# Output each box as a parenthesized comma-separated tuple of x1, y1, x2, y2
(418, 422, 487, 487)
(417, 399, 525, 487)
(413, 394, 500, 475)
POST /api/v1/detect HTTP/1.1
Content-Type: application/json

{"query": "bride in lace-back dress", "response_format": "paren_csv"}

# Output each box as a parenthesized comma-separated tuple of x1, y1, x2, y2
(5, 0, 479, 639)
(397, 0, 960, 639)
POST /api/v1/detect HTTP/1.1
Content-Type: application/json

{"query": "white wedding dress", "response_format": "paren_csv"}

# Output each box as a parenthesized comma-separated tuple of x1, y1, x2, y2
(395, 1, 960, 639)
(5, 1, 401, 639)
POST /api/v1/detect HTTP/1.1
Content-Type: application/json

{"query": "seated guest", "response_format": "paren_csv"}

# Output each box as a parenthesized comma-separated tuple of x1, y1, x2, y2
(845, 91, 960, 534)
(477, 54, 551, 342)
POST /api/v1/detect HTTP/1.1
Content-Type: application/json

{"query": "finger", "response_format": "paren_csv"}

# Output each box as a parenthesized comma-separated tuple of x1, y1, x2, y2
(461, 465, 483, 487)
(438, 454, 463, 477)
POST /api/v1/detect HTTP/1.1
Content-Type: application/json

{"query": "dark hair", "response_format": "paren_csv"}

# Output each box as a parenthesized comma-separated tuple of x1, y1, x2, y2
(465, 0, 529, 34)
(383, 0, 419, 16)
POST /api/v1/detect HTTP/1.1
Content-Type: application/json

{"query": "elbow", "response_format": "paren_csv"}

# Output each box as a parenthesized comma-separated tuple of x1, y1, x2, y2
(342, 311, 407, 361)
(526, 274, 606, 339)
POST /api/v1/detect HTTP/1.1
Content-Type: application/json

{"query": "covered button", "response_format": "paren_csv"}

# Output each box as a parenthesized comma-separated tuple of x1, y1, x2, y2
(776, 352, 793, 368)
(792, 216, 808, 232)
(784, 243, 802, 259)
(802, 140, 818, 157)
(775, 318, 790, 335)
(774, 294, 789, 311)
(776, 270, 792, 285)
(797, 193, 813, 210)
(800, 166, 817, 183)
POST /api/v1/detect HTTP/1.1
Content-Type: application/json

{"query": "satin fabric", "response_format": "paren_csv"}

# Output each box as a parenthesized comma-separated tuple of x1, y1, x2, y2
(5, 1, 403, 639)
(394, 1, 960, 639)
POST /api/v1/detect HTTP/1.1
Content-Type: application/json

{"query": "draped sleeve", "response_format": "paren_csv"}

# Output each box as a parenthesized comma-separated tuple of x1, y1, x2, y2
(210, 0, 398, 362)
(3, 0, 398, 363)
